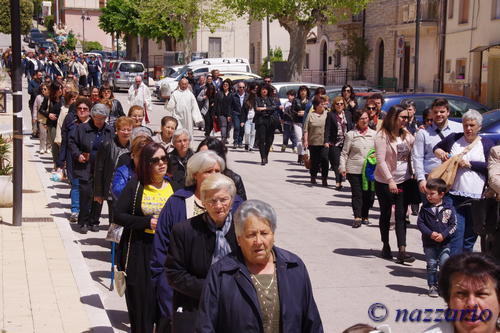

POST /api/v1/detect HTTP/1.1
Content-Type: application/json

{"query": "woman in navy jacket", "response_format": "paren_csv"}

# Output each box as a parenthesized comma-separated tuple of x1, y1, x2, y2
(195, 200, 323, 333)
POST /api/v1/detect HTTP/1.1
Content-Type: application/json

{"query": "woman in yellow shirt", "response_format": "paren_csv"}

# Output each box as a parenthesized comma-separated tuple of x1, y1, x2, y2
(114, 141, 174, 333)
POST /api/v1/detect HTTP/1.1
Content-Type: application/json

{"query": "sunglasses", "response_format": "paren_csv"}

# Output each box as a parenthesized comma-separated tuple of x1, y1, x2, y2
(343, 89, 351, 92)
(335, 102, 345, 106)
(264, 80, 271, 83)
(149, 155, 168, 165)
(77, 107, 89, 111)
(425, 118, 433, 123)
(367, 107, 376, 111)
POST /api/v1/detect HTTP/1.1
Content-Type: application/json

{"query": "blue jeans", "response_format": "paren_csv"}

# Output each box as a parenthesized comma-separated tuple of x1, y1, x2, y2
(232, 114, 244, 145)
(449, 194, 477, 255)
(423, 245, 450, 287)
(71, 177, 80, 214)
(282, 123, 297, 148)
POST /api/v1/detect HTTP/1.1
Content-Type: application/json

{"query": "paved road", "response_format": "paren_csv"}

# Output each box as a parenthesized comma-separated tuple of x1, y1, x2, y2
(20, 86, 448, 332)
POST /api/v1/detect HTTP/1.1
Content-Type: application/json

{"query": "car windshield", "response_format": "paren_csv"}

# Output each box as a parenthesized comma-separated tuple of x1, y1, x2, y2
(174, 66, 191, 79)
(482, 111, 500, 129)
(31, 33, 43, 38)
(119, 63, 144, 73)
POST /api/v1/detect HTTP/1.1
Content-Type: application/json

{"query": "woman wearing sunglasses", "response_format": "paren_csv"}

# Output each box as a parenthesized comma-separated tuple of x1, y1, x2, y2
(325, 95, 353, 190)
(341, 84, 357, 114)
(366, 101, 382, 131)
(114, 141, 174, 333)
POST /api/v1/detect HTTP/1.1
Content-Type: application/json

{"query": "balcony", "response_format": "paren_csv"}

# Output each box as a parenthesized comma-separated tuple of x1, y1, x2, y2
(400, 0, 439, 24)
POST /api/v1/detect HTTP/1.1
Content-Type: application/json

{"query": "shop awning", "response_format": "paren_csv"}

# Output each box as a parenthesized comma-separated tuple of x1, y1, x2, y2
(470, 43, 500, 52)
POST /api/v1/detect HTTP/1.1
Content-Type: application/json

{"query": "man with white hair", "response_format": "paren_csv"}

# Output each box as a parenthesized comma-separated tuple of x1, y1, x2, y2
(166, 77, 203, 135)
(128, 75, 152, 124)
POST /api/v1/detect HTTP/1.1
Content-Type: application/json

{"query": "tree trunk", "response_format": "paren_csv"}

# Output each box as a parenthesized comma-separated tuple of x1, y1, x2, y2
(282, 24, 310, 82)
(181, 22, 195, 64)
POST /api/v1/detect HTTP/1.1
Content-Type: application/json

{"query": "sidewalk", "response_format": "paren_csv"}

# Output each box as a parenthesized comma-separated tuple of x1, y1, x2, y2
(0, 143, 110, 332)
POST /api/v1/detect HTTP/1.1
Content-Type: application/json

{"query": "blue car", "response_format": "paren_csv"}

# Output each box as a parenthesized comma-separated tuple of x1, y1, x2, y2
(360, 93, 490, 121)
(479, 109, 500, 145)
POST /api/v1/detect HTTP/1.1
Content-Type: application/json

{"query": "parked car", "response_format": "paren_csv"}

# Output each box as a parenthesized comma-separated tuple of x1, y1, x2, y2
(108, 61, 147, 91)
(24, 28, 40, 43)
(165, 65, 183, 78)
(272, 82, 325, 105)
(101, 59, 120, 85)
(35, 41, 56, 54)
(356, 93, 490, 121)
(28, 32, 45, 48)
(479, 109, 500, 144)
(326, 86, 382, 108)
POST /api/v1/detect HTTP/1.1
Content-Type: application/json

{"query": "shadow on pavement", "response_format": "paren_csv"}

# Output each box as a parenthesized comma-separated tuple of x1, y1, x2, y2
(81, 250, 111, 263)
(89, 326, 115, 333)
(272, 159, 294, 164)
(286, 174, 309, 179)
(79, 237, 112, 249)
(325, 200, 351, 207)
(386, 284, 428, 295)
(386, 265, 427, 280)
(90, 270, 113, 290)
(285, 168, 308, 173)
(332, 247, 381, 258)
(285, 179, 315, 187)
(317, 217, 353, 226)
(106, 309, 130, 332)
(233, 160, 260, 165)
(80, 294, 105, 309)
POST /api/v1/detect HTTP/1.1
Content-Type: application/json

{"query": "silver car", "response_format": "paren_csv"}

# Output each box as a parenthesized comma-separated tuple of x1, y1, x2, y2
(108, 61, 147, 91)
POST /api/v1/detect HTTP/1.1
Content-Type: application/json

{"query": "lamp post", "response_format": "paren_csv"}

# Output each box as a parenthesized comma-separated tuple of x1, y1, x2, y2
(81, 11, 90, 51)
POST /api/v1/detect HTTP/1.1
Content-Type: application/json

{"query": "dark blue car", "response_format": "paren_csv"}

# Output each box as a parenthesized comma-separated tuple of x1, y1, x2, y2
(479, 109, 500, 145)
(360, 93, 490, 121)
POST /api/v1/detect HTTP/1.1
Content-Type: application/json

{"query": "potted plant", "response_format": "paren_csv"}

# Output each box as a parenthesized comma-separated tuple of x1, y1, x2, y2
(0, 135, 13, 207)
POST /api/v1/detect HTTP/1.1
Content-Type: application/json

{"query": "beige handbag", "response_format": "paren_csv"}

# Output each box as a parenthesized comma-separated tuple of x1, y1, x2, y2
(428, 136, 480, 189)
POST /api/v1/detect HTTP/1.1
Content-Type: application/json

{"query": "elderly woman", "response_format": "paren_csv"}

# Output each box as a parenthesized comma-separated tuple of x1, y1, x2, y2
(325, 95, 354, 190)
(153, 116, 178, 153)
(168, 128, 194, 191)
(166, 173, 240, 332)
(197, 137, 247, 200)
(374, 105, 416, 263)
(114, 142, 174, 333)
(128, 105, 154, 137)
(69, 103, 114, 233)
(424, 252, 500, 333)
(434, 110, 494, 255)
(93, 116, 134, 225)
(304, 95, 329, 186)
(195, 199, 324, 332)
(339, 110, 376, 228)
(152, 150, 243, 329)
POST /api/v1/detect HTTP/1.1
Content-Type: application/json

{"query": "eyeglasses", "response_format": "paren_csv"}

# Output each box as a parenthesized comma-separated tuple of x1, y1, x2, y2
(335, 102, 345, 106)
(366, 107, 376, 111)
(238, 86, 245, 89)
(425, 118, 433, 123)
(205, 197, 231, 207)
(77, 107, 89, 111)
(264, 80, 271, 83)
(149, 155, 168, 165)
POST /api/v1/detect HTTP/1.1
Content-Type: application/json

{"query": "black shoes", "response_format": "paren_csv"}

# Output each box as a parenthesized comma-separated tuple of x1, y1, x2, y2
(244, 144, 249, 151)
(381, 243, 392, 259)
(395, 251, 416, 264)
(352, 218, 362, 228)
(322, 178, 328, 187)
(261, 158, 268, 165)
(298, 155, 304, 165)
(90, 225, 100, 232)
(79, 225, 88, 234)
(335, 183, 343, 191)
(310, 176, 317, 184)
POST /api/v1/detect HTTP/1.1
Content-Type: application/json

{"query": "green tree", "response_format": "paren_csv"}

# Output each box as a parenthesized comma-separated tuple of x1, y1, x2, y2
(0, 0, 34, 35)
(260, 47, 283, 77)
(44, 14, 54, 32)
(225, 0, 370, 81)
(337, 31, 371, 80)
(82, 41, 103, 52)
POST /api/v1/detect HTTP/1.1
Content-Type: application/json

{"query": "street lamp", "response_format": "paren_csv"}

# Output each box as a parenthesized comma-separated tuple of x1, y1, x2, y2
(81, 11, 91, 51)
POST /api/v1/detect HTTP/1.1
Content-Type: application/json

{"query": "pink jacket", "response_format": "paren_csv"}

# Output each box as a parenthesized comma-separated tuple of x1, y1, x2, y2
(374, 130, 415, 184)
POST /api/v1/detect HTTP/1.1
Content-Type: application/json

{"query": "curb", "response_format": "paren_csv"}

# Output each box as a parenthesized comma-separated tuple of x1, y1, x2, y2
(29, 137, 114, 332)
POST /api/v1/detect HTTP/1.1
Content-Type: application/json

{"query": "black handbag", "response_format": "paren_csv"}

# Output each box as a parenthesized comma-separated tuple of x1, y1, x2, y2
(403, 178, 422, 205)
(270, 112, 282, 130)
(472, 197, 500, 236)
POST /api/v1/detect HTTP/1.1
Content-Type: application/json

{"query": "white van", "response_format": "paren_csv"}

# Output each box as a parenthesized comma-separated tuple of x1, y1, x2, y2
(187, 58, 249, 66)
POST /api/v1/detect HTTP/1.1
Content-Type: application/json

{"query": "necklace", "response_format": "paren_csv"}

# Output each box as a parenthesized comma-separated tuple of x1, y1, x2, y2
(251, 271, 275, 290)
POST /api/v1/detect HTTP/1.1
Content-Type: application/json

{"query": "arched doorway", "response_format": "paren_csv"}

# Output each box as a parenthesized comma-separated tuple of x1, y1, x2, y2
(321, 41, 328, 85)
(377, 40, 385, 86)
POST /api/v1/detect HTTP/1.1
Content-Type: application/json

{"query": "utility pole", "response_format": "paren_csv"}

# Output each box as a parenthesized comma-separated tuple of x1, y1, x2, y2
(266, 16, 271, 72)
(414, 0, 421, 92)
(10, 0, 23, 226)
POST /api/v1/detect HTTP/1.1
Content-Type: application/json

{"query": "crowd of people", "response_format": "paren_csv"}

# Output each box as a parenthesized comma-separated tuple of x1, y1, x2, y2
(23, 48, 500, 332)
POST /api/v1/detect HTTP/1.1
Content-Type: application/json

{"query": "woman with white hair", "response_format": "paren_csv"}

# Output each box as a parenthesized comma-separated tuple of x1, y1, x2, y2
(196, 199, 324, 332)
(166, 173, 240, 332)
(434, 109, 495, 255)
(151, 150, 244, 329)
(168, 128, 194, 191)
(68, 102, 114, 233)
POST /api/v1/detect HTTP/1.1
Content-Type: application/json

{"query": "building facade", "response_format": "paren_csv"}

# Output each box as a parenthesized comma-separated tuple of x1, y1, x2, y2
(443, 0, 500, 108)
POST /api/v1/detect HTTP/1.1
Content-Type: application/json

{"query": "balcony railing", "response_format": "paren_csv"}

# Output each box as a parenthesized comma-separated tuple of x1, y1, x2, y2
(400, 0, 439, 24)
(301, 69, 356, 86)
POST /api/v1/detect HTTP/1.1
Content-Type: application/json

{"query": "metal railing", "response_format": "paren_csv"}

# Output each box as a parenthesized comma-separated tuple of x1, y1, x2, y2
(301, 69, 356, 86)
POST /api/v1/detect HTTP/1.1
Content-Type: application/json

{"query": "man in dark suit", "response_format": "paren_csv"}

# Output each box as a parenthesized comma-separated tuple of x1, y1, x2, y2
(231, 82, 248, 149)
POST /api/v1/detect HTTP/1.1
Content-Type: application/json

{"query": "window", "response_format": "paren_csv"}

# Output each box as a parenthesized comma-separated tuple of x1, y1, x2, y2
(448, 0, 454, 18)
(459, 0, 469, 23)
(493, 0, 500, 19)
(304, 53, 309, 69)
(352, 12, 363, 22)
(334, 49, 341, 68)
(445, 59, 451, 73)
(250, 43, 255, 64)
(208, 37, 222, 58)
(455, 58, 466, 79)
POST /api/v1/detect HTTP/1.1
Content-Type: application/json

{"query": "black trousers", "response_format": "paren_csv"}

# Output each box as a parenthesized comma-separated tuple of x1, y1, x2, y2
(309, 145, 329, 179)
(78, 179, 102, 227)
(125, 282, 157, 333)
(203, 112, 212, 137)
(375, 180, 411, 248)
(256, 120, 274, 159)
(328, 145, 343, 182)
(347, 173, 375, 219)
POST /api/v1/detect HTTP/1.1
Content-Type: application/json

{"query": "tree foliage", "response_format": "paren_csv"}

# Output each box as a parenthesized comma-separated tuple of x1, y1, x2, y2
(260, 47, 283, 77)
(224, 0, 370, 81)
(82, 41, 103, 52)
(98, 0, 140, 36)
(337, 31, 371, 80)
(0, 0, 34, 35)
